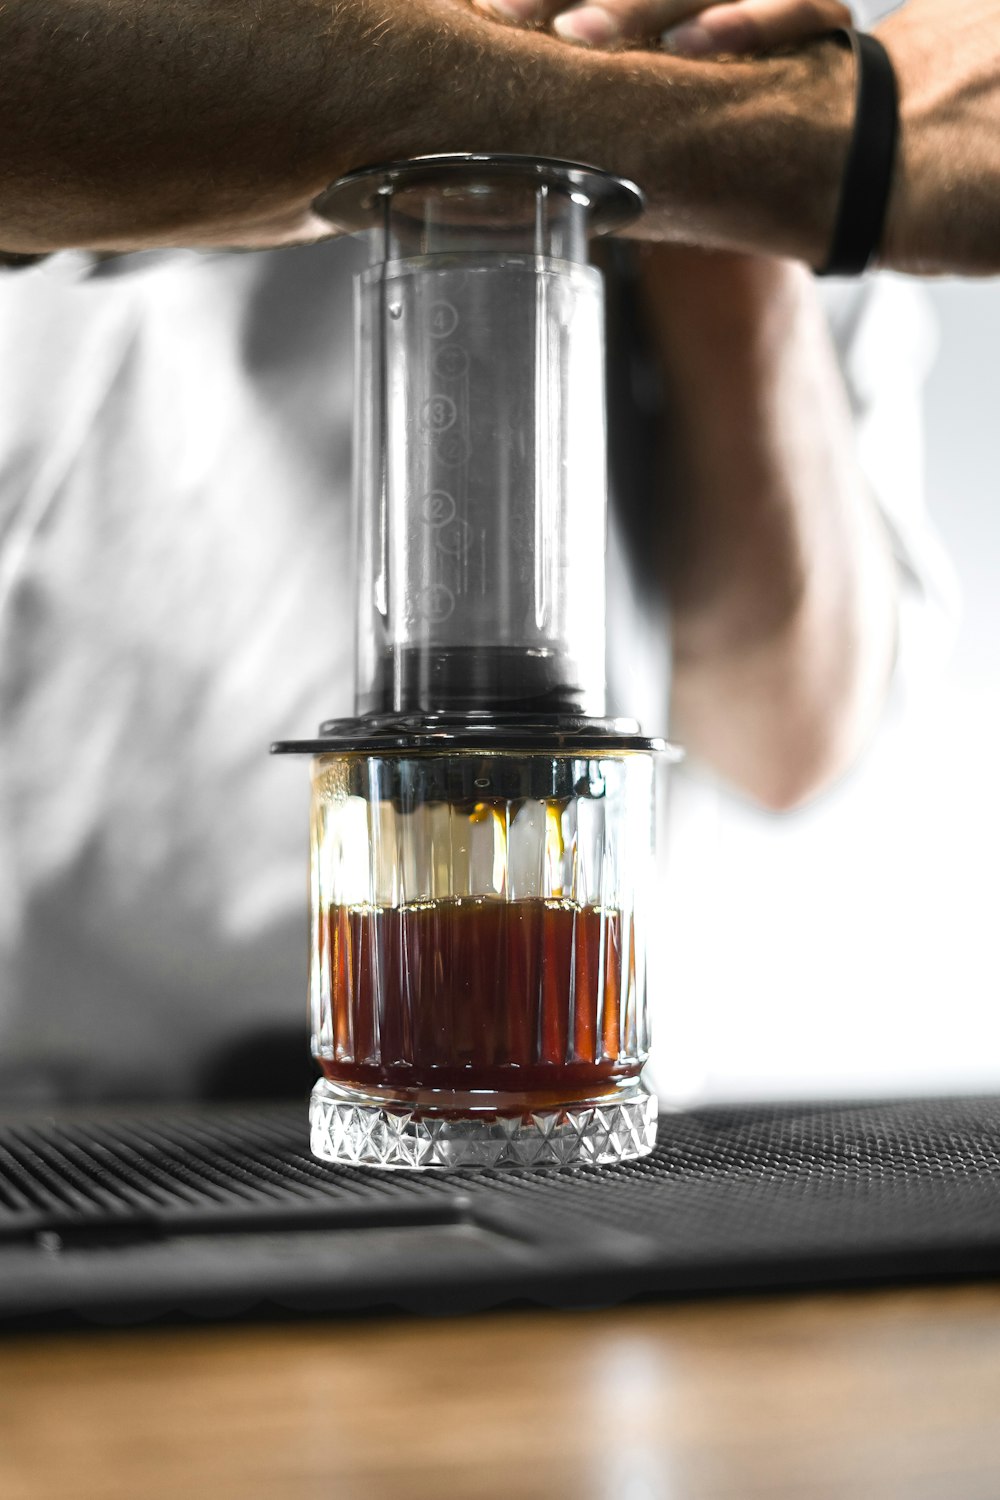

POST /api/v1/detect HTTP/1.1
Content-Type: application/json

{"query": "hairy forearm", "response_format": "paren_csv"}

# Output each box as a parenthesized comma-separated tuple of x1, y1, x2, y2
(637, 248, 897, 810)
(0, 1, 853, 255)
(4, 0, 998, 272)
(0, 0, 475, 249)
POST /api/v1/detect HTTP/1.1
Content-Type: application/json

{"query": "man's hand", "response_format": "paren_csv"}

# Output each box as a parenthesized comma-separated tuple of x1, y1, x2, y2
(474, 0, 850, 55)
(471, 0, 1000, 274)
(542, 0, 1000, 275)
(0, 0, 851, 259)
(3, 0, 997, 273)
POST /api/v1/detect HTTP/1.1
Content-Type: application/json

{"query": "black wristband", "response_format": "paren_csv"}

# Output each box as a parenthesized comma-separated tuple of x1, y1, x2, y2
(817, 29, 899, 277)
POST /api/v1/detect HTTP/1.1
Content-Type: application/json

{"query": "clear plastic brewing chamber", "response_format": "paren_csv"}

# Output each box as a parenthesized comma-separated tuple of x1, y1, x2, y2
(317, 155, 643, 719)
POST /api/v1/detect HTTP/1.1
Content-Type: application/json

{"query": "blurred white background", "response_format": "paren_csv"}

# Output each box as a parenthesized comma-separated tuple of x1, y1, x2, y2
(659, 279, 1000, 1106)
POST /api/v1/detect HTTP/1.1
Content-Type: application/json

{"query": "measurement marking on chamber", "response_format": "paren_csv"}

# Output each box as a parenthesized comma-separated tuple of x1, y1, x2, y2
(415, 582, 455, 622)
(420, 395, 457, 434)
(435, 520, 470, 559)
(428, 301, 459, 338)
(420, 491, 456, 527)
(436, 430, 470, 467)
(433, 344, 469, 379)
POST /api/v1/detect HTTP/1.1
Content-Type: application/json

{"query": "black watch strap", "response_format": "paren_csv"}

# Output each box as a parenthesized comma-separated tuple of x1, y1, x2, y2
(817, 28, 899, 277)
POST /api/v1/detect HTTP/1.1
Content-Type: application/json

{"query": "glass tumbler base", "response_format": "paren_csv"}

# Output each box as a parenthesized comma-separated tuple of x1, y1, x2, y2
(310, 1076, 657, 1171)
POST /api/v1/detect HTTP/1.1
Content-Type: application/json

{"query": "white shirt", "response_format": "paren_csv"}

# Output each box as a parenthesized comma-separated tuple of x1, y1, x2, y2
(0, 240, 954, 1103)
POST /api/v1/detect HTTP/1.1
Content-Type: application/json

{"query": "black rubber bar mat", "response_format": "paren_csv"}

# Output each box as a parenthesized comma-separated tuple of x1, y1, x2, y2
(2, 1095, 1000, 1327)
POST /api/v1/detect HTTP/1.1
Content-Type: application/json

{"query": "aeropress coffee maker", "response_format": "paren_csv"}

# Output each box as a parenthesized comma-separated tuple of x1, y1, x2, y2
(273, 154, 678, 1169)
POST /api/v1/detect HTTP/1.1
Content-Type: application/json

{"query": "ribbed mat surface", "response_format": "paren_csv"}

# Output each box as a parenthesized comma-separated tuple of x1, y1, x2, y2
(2, 1097, 999, 1324)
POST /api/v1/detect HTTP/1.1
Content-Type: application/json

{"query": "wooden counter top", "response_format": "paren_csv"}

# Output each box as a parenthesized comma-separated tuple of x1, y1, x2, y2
(3, 1283, 1000, 1499)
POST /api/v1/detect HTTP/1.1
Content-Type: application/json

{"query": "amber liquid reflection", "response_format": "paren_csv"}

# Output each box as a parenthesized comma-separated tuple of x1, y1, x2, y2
(319, 898, 642, 1098)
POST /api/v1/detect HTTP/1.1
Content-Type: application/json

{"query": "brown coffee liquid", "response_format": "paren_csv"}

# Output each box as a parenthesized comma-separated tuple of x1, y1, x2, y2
(318, 898, 642, 1098)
